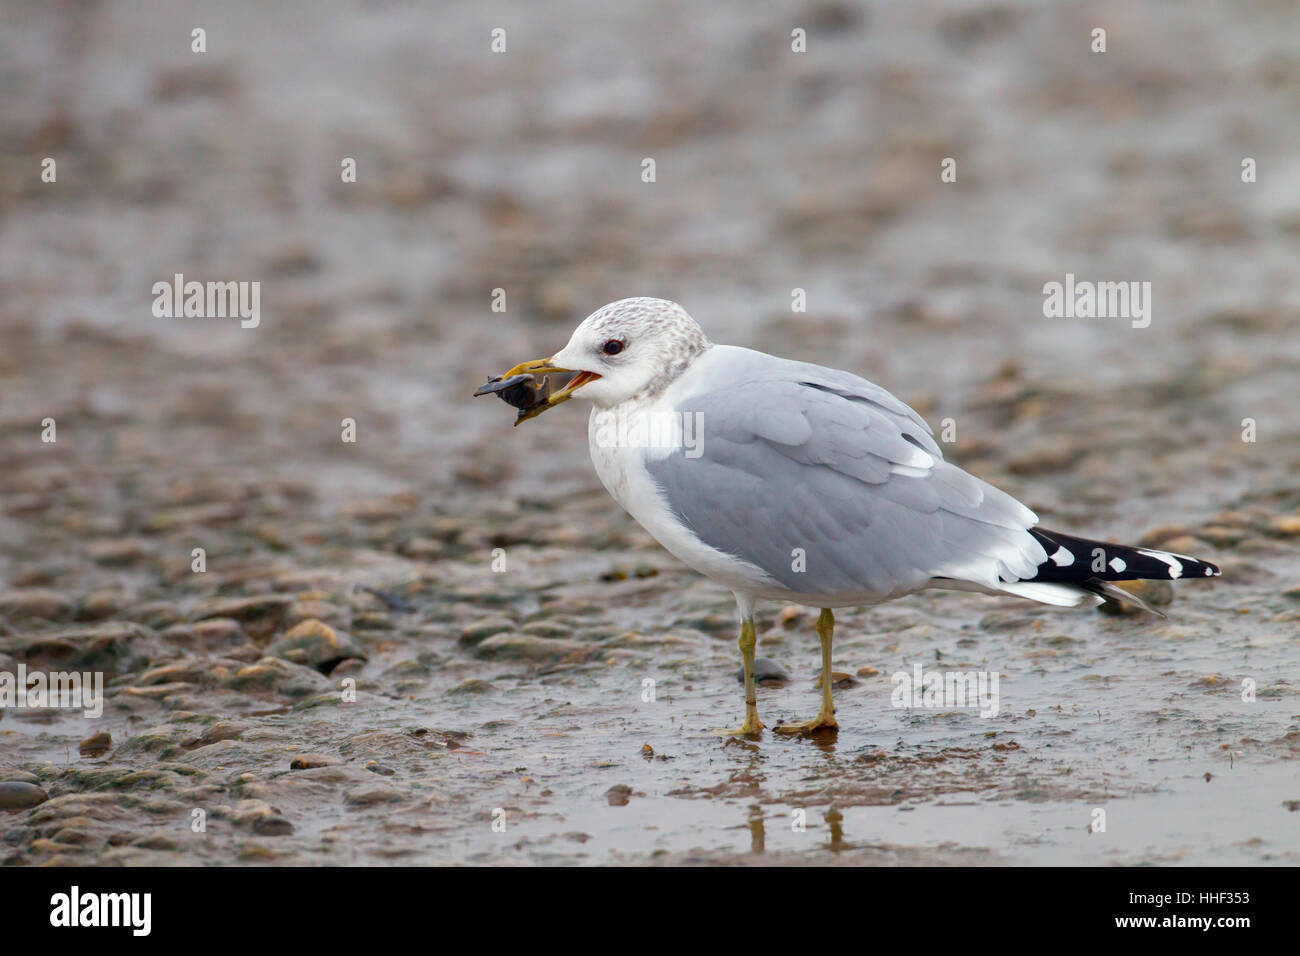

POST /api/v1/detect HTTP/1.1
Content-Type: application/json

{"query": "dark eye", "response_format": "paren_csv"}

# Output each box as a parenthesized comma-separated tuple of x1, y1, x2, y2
(602, 339, 625, 356)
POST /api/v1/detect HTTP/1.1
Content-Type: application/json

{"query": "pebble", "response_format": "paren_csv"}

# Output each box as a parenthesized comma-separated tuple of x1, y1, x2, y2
(7, 622, 156, 671)
(191, 594, 294, 623)
(739, 658, 791, 683)
(231, 799, 293, 835)
(344, 784, 403, 806)
(284, 599, 348, 628)
(1097, 580, 1176, 615)
(130, 601, 186, 629)
(816, 671, 858, 688)
(139, 661, 206, 686)
(0, 588, 75, 623)
(777, 605, 806, 629)
(474, 633, 585, 661)
(290, 753, 342, 770)
(459, 617, 517, 645)
(86, 539, 148, 566)
(79, 731, 112, 757)
(197, 720, 251, 745)
(447, 678, 495, 695)
(1266, 515, 1300, 537)
(520, 620, 575, 639)
(162, 617, 249, 652)
(77, 588, 133, 621)
(0, 781, 49, 811)
(227, 657, 330, 696)
(270, 619, 367, 673)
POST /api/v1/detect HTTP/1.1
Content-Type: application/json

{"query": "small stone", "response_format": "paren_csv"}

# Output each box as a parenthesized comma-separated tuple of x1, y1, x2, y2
(0, 781, 49, 811)
(198, 720, 250, 745)
(365, 761, 396, 776)
(227, 657, 330, 696)
(290, 753, 342, 770)
(1097, 580, 1175, 615)
(77, 588, 132, 621)
(344, 784, 403, 806)
(0, 588, 75, 623)
(605, 784, 633, 806)
(816, 671, 857, 688)
(777, 605, 806, 629)
(856, 665, 880, 677)
(447, 678, 495, 696)
(129, 602, 187, 629)
(1138, 525, 1192, 547)
(458, 617, 516, 645)
(143, 502, 242, 532)
(284, 600, 348, 628)
(86, 539, 148, 567)
(1266, 515, 1300, 538)
(520, 620, 574, 639)
(676, 612, 733, 636)
(270, 619, 366, 674)
(333, 658, 366, 677)
(1159, 535, 1214, 557)
(79, 731, 112, 757)
(191, 594, 293, 624)
(139, 661, 206, 686)
(252, 815, 294, 836)
(8, 622, 155, 672)
(1194, 526, 1248, 547)
(160, 617, 248, 652)
(474, 633, 584, 661)
(397, 537, 445, 560)
(740, 658, 791, 684)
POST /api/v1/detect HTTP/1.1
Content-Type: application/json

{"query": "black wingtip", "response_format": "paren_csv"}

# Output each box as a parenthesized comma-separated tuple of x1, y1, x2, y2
(1025, 528, 1220, 584)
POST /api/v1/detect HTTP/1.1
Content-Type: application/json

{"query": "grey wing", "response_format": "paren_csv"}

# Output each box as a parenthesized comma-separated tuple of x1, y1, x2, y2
(645, 368, 1048, 599)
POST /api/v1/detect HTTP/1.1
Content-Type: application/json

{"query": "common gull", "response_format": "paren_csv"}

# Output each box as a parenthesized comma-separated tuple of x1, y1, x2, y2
(478, 297, 1220, 736)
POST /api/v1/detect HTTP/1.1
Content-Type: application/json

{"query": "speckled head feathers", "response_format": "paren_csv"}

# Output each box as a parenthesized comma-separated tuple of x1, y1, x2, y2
(551, 297, 712, 406)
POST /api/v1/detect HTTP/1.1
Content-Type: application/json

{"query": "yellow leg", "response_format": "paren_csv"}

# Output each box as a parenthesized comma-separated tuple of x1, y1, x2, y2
(714, 618, 764, 736)
(775, 608, 839, 734)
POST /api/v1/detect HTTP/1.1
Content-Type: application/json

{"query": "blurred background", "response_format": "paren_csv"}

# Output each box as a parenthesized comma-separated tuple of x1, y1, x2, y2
(1, 1, 1298, 864)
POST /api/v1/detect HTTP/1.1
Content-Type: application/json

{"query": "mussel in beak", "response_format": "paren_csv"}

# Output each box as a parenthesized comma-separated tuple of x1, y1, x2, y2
(473, 371, 575, 425)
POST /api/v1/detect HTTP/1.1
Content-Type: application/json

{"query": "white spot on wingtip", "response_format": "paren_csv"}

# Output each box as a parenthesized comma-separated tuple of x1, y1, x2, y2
(1138, 549, 1183, 579)
(1108, 556, 1126, 573)
(1050, 546, 1074, 567)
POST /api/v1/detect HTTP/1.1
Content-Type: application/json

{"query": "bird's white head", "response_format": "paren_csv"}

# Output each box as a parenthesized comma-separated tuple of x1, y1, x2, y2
(493, 298, 712, 420)
(551, 297, 711, 407)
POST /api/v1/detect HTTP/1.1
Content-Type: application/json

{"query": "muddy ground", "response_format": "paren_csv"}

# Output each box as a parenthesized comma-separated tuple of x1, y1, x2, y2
(1, 0, 1298, 865)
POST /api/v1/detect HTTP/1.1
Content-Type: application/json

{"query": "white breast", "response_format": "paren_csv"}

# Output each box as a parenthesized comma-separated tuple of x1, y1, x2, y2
(586, 391, 777, 598)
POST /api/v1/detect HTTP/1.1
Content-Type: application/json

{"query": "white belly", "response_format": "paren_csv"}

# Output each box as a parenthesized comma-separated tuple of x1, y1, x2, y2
(586, 403, 782, 598)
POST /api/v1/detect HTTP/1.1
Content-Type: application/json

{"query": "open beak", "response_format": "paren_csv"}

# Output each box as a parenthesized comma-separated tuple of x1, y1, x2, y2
(498, 357, 602, 424)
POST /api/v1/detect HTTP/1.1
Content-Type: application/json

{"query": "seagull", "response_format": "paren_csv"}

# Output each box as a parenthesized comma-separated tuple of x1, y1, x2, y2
(481, 297, 1220, 736)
